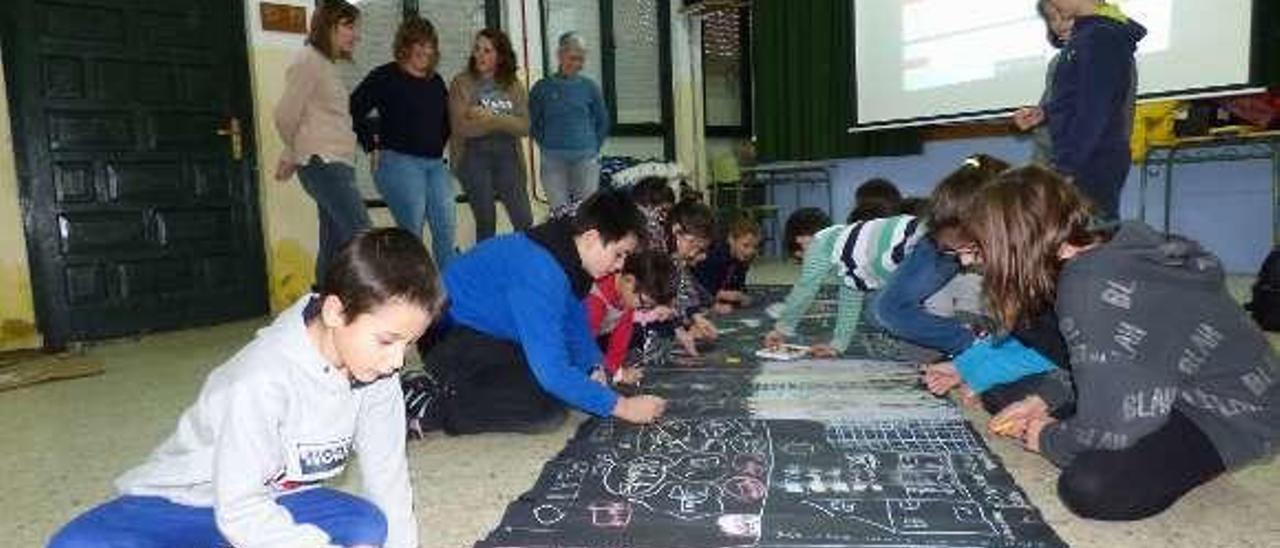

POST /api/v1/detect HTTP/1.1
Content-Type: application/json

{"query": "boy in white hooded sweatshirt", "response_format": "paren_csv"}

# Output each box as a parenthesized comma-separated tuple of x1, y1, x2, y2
(50, 228, 442, 548)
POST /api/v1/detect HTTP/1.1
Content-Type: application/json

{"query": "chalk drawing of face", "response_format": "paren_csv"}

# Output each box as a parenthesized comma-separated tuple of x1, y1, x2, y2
(717, 513, 761, 537)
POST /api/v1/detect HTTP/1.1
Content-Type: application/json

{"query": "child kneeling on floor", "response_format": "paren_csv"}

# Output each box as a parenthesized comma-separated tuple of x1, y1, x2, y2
(415, 191, 666, 435)
(588, 250, 676, 384)
(873, 155, 1073, 418)
(763, 204, 924, 358)
(967, 166, 1280, 520)
(50, 228, 442, 548)
(695, 215, 762, 315)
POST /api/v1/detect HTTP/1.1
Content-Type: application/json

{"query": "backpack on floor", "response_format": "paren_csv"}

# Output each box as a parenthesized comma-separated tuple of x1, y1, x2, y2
(1247, 247, 1280, 331)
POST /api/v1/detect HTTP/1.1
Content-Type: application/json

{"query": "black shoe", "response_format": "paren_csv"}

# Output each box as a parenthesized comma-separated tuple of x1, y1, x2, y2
(402, 368, 448, 440)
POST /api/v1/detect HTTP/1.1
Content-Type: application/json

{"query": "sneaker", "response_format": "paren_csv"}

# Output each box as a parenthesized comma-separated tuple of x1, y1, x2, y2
(402, 368, 448, 440)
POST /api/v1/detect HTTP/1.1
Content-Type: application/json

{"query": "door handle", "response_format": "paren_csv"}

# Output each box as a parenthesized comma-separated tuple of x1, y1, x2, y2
(216, 116, 243, 161)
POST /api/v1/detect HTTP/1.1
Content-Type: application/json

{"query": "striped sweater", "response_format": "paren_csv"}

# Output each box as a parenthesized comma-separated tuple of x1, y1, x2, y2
(776, 215, 924, 352)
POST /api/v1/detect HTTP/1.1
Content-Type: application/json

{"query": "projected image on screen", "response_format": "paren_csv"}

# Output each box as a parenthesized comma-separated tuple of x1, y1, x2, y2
(902, 0, 1171, 92)
(854, 0, 1251, 128)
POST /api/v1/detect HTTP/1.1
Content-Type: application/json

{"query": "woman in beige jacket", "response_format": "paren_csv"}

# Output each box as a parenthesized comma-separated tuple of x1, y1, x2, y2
(449, 29, 533, 242)
(273, 0, 370, 283)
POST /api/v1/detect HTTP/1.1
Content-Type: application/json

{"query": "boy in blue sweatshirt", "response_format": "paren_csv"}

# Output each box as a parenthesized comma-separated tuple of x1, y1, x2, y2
(416, 191, 666, 435)
(1045, 0, 1145, 220)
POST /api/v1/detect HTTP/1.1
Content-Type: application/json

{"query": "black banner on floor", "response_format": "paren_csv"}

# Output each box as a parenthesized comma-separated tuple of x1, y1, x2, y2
(474, 286, 1066, 548)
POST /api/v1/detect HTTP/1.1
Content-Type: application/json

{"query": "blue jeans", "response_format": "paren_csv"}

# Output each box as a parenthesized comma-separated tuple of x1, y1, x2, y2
(873, 237, 976, 356)
(540, 153, 599, 210)
(49, 488, 387, 548)
(376, 149, 457, 268)
(298, 157, 371, 284)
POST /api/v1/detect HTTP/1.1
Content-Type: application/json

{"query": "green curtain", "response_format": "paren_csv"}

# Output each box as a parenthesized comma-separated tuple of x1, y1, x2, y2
(1256, 0, 1280, 86)
(753, 0, 920, 162)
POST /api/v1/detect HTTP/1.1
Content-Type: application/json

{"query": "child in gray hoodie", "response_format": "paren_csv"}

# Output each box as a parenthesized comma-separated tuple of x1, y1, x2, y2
(967, 165, 1280, 521)
(50, 229, 442, 548)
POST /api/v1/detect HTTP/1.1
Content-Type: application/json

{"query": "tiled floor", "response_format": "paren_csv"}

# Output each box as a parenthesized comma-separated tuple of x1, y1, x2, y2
(3, 260, 1279, 547)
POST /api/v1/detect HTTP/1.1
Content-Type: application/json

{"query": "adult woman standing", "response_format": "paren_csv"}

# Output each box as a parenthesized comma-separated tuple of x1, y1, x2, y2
(351, 16, 456, 267)
(530, 32, 610, 210)
(274, 0, 370, 283)
(450, 29, 533, 242)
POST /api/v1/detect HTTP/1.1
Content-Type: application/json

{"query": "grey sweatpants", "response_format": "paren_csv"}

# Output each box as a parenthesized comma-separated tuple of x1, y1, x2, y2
(459, 138, 533, 242)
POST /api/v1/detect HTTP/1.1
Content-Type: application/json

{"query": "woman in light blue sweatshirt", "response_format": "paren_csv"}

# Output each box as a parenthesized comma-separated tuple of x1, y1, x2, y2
(530, 32, 610, 209)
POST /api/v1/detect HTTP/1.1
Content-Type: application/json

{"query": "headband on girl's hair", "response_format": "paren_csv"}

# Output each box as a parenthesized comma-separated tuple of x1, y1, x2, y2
(962, 156, 982, 168)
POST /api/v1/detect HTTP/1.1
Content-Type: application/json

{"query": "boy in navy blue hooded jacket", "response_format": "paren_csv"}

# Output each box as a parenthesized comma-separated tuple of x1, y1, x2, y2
(417, 191, 666, 434)
(1045, 0, 1145, 220)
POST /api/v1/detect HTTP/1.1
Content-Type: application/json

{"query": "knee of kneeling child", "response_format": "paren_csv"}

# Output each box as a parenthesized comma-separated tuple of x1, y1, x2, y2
(1057, 465, 1117, 519)
(48, 524, 102, 548)
(343, 500, 389, 546)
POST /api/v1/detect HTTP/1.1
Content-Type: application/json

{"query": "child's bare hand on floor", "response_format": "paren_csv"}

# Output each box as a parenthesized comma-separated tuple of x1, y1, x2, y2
(810, 344, 838, 358)
(922, 361, 962, 395)
(762, 329, 786, 349)
(988, 395, 1050, 439)
(691, 314, 718, 340)
(614, 395, 667, 423)
(614, 366, 644, 386)
(676, 328, 699, 357)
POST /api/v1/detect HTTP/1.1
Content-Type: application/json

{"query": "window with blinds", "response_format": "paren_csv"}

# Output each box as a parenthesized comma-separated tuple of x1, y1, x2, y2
(702, 6, 750, 133)
(610, 0, 661, 125)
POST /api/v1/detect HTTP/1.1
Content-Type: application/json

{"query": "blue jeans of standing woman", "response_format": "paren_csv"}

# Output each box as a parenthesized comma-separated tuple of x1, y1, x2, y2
(376, 149, 456, 267)
(297, 156, 371, 284)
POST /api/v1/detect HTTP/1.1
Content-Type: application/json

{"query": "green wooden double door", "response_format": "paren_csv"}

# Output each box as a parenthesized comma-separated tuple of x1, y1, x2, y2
(2, 0, 267, 348)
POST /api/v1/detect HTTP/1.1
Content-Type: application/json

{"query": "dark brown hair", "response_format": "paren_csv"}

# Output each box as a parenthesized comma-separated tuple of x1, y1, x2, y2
(307, 0, 360, 61)
(783, 207, 832, 258)
(393, 16, 439, 72)
(962, 165, 1100, 331)
(726, 215, 762, 240)
(321, 228, 443, 321)
(928, 154, 1011, 247)
(468, 28, 519, 88)
(571, 190, 645, 245)
(624, 250, 676, 306)
(631, 177, 676, 208)
(667, 200, 716, 247)
(847, 178, 902, 223)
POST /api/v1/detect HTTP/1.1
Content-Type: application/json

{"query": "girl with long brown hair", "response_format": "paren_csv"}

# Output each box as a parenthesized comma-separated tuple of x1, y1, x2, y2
(965, 165, 1280, 521)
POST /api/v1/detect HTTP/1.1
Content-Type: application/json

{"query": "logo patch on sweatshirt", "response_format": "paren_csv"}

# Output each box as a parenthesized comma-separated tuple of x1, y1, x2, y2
(297, 438, 352, 476)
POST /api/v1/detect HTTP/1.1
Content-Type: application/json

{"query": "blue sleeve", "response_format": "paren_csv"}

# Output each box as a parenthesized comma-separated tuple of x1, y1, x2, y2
(349, 67, 382, 153)
(529, 80, 546, 145)
(565, 296, 604, 373)
(954, 336, 1057, 394)
(1052, 29, 1132, 176)
(509, 281, 618, 417)
(873, 238, 975, 355)
(590, 80, 610, 150)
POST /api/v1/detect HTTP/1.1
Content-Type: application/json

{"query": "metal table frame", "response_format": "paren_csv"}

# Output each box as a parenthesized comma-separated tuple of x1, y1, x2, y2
(1139, 131, 1280, 244)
